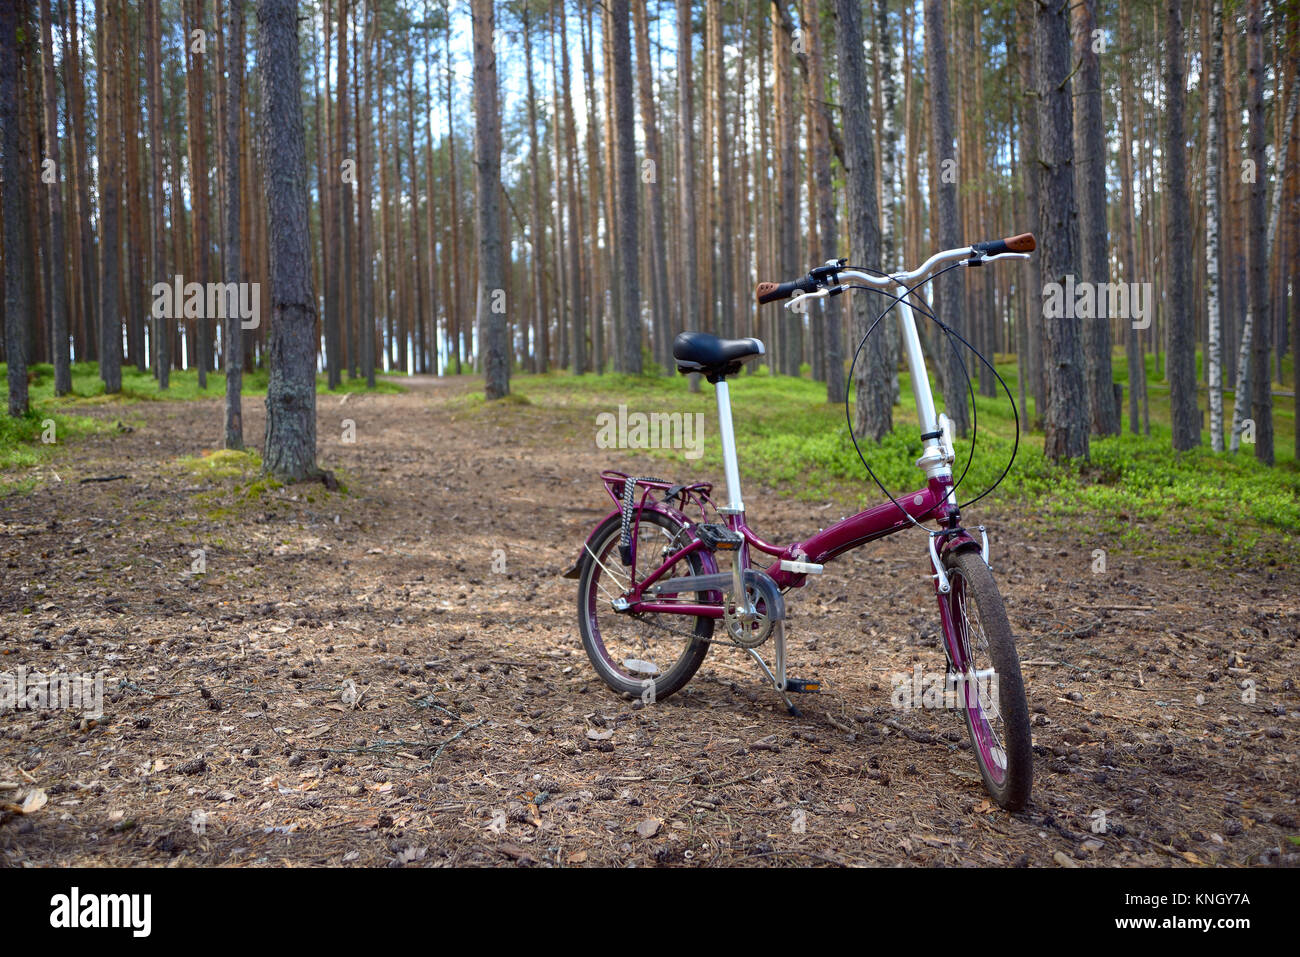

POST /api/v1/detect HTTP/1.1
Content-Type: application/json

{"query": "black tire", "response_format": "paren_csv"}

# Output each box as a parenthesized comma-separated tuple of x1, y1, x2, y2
(576, 511, 712, 701)
(943, 548, 1033, 811)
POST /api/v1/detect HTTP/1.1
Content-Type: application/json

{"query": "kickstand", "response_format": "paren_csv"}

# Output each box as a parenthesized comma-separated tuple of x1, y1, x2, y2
(743, 621, 801, 717)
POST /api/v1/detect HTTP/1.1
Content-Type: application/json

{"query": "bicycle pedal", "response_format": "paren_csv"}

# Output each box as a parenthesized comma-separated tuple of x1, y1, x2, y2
(694, 522, 744, 552)
(784, 678, 822, 694)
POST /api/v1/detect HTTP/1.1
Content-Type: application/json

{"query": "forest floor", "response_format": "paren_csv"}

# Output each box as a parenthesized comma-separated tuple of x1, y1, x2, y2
(1, 375, 1297, 867)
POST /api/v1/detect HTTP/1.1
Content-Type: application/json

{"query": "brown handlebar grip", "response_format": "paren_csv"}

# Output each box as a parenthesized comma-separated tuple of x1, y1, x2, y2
(756, 282, 783, 305)
(1004, 232, 1035, 253)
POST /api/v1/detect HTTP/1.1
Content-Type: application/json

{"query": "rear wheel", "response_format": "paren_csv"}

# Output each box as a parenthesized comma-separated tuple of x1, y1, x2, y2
(576, 511, 712, 701)
(942, 548, 1032, 810)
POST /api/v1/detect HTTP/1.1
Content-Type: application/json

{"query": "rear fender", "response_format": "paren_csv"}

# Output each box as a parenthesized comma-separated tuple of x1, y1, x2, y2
(561, 504, 715, 579)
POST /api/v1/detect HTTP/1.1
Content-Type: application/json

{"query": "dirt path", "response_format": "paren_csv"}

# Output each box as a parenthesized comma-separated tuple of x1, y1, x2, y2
(1, 380, 1297, 866)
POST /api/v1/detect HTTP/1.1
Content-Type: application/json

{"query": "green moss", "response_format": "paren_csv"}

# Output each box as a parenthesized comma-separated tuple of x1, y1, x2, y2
(0, 407, 115, 470)
(178, 447, 264, 481)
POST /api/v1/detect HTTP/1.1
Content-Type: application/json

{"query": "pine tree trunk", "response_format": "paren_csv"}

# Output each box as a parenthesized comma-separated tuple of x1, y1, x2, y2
(257, 0, 320, 482)
(523, 10, 548, 373)
(773, 1, 799, 376)
(65, 0, 98, 363)
(407, 70, 426, 376)
(875, 0, 900, 403)
(1034, 0, 1088, 461)
(1072, 0, 1118, 435)
(807, 0, 844, 405)
(924, 0, 968, 436)
(184, 0, 211, 386)
(358, 1, 374, 386)
(835, 0, 886, 437)
(147, 0, 169, 388)
(122, 4, 145, 374)
(38, 0, 71, 394)
(611, 0, 641, 373)
(581, 5, 604, 373)
(223, 0, 244, 449)
(337, 0, 354, 382)
(2, 0, 29, 414)
(633, 0, 670, 368)
(560, 0, 586, 374)
(676, 0, 699, 390)
(1244, 0, 1272, 464)
(1163, 0, 1199, 450)
(422, 26, 438, 380)
(471, 0, 508, 398)
(1206, 0, 1225, 450)
(710, 0, 733, 341)
(1016, 0, 1045, 425)
(98, 0, 123, 393)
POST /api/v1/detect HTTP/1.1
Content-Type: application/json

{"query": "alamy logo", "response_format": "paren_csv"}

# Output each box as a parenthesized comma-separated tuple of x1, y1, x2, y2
(49, 887, 152, 937)
(595, 405, 705, 460)
(1042, 274, 1153, 330)
(890, 664, 999, 712)
(152, 275, 261, 329)
(0, 667, 104, 718)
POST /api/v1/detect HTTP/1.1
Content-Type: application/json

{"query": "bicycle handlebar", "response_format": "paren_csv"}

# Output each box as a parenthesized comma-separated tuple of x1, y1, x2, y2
(755, 277, 817, 305)
(754, 232, 1035, 304)
(970, 232, 1036, 256)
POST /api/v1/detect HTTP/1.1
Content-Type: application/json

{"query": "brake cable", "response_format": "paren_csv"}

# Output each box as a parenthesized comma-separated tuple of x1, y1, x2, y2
(823, 259, 1021, 522)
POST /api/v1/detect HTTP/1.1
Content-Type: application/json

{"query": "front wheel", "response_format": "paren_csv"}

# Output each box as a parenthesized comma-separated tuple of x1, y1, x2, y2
(942, 548, 1033, 810)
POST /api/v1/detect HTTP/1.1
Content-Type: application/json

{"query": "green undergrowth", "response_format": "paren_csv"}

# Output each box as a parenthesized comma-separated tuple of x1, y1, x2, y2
(495, 362, 1300, 567)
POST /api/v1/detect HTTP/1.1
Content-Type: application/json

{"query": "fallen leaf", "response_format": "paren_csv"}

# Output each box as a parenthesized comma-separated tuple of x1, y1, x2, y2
(20, 788, 48, 815)
(635, 818, 661, 838)
(498, 843, 536, 864)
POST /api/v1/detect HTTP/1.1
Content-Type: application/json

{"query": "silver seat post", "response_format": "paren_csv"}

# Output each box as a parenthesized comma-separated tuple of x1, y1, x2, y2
(714, 379, 744, 514)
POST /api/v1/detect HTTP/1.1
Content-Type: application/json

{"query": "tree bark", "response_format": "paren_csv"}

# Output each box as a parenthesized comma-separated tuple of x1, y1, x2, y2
(257, 0, 320, 482)
(560, 0, 586, 374)
(523, 7, 548, 373)
(924, 0, 968, 436)
(773, 1, 799, 376)
(808, 0, 844, 405)
(223, 0, 244, 449)
(612, 0, 641, 373)
(337, 0, 354, 382)
(676, 0, 699, 389)
(147, 0, 169, 388)
(97, 0, 123, 393)
(634, 0, 672, 368)
(471, 0, 508, 398)
(1244, 0, 1272, 463)
(358, 0, 374, 386)
(38, 0, 70, 394)
(1163, 0, 1199, 450)
(1034, 0, 1088, 461)
(1206, 0, 1225, 449)
(2, 0, 29, 415)
(1072, 0, 1117, 435)
(1016, 0, 1045, 425)
(184, 0, 211, 386)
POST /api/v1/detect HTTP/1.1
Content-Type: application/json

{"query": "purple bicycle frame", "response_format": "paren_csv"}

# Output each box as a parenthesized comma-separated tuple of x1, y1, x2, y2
(624, 473, 978, 625)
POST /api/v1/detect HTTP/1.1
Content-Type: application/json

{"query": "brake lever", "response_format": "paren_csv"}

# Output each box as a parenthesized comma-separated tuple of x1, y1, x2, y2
(785, 287, 835, 312)
(966, 251, 1031, 266)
